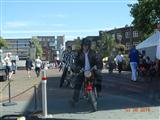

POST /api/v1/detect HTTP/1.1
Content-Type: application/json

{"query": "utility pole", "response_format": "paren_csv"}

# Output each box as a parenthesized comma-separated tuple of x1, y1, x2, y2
(130, 24, 132, 49)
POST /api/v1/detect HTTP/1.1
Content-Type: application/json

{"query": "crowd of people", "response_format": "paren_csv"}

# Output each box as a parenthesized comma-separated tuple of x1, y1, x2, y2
(2, 43, 159, 84)
(129, 45, 160, 82)
(106, 45, 160, 82)
(1, 38, 160, 110)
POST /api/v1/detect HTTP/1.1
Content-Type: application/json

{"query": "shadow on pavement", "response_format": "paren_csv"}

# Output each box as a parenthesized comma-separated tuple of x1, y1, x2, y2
(22, 73, 160, 116)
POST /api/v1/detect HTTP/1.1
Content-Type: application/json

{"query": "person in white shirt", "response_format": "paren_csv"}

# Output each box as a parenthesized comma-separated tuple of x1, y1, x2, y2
(115, 52, 124, 74)
(35, 56, 42, 77)
(4, 52, 13, 79)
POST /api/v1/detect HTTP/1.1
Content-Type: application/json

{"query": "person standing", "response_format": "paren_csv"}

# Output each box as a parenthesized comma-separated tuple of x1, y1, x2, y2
(129, 45, 139, 82)
(59, 46, 75, 87)
(25, 57, 33, 78)
(108, 54, 114, 73)
(35, 56, 42, 77)
(4, 52, 13, 79)
(115, 52, 124, 74)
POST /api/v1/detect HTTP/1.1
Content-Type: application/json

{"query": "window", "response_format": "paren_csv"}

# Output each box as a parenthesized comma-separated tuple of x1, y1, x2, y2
(112, 34, 115, 39)
(125, 42, 131, 50)
(125, 32, 129, 38)
(117, 33, 122, 42)
(133, 31, 139, 38)
(133, 42, 140, 46)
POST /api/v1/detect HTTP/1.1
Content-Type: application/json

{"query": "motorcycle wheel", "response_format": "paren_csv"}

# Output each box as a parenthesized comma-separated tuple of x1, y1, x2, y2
(88, 91, 97, 112)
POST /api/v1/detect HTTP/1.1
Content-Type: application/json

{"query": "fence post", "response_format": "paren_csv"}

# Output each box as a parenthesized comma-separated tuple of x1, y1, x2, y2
(3, 77, 17, 106)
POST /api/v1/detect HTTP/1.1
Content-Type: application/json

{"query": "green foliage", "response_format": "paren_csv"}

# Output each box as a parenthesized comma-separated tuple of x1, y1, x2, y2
(100, 33, 116, 58)
(74, 37, 81, 50)
(31, 37, 43, 57)
(122, 54, 130, 71)
(74, 35, 116, 58)
(129, 0, 160, 39)
(115, 43, 126, 53)
(0, 37, 8, 49)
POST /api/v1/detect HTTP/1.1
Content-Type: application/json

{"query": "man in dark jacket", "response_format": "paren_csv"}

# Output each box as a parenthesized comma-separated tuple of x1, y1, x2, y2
(25, 57, 33, 78)
(70, 38, 103, 106)
(59, 46, 75, 87)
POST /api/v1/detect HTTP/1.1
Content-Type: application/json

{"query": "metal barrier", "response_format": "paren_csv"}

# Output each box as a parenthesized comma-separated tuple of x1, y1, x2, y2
(0, 80, 39, 113)
(2, 77, 17, 106)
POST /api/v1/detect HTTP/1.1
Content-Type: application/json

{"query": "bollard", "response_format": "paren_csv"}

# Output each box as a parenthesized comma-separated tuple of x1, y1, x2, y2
(42, 70, 47, 116)
(38, 69, 53, 119)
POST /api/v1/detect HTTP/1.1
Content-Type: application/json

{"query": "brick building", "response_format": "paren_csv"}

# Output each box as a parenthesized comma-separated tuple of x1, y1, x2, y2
(36, 35, 64, 62)
(99, 26, 142, 51)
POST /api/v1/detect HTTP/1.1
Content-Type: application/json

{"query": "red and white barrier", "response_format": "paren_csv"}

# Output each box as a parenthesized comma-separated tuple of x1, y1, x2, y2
(38, 69, 53, 119)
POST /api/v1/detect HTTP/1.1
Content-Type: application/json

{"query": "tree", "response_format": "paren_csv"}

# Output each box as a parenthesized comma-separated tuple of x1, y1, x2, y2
(0, 37, 8, 49)
(31, 37, 43, 57)
(74, 37, 81, 51)
(100, 33, 116, 57)
(129, 0, 160, 39)
(115, 43, 126, 53)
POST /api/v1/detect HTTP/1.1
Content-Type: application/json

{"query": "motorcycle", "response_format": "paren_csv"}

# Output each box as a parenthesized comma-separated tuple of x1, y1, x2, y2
(81, 66, 98, 112)
(64, 66, 76, 88)
(59, 62, 76, 88)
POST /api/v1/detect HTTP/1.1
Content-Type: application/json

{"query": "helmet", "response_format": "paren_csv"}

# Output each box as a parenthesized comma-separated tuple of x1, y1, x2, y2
(81, 38, 91, 47)
(67, 46, 72, 50)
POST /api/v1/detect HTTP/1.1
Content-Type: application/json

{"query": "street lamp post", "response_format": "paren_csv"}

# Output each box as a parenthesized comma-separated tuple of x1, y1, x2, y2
(129, 24, 132, 49)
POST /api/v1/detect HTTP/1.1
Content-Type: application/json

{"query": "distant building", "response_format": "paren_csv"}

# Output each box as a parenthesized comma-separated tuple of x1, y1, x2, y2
(36, 36, 56, 61)
(65, 40, 77, 50)
(4, 38, 31, 60)
(65, 36, 100, 51)
(4, 35, 65, 62)
(36, 35, 65, 62)
(99, 26, 142, 51)
(85, 36, 100, 48)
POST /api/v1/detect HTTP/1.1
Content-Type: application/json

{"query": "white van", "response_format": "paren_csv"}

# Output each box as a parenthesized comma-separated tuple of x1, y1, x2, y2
(0, 49, 7, 81)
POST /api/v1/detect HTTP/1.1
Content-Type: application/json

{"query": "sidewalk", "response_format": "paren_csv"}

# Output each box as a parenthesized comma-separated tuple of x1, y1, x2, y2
(0, 70, 42, 118)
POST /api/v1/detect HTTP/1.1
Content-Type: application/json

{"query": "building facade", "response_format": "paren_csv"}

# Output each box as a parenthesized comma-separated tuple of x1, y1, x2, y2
(4, 35, 64, 61)
(36, 35, 64, 62)
(99, 26, 142, 51)
(4, 38, 31, 60)
(65, 40, 77, 50)
(36, 36, 56, 61)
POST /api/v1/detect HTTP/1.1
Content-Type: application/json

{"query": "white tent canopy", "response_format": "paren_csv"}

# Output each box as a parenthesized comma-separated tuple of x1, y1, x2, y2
(136, 30, 160, 49)
(136, 30, 160, 60)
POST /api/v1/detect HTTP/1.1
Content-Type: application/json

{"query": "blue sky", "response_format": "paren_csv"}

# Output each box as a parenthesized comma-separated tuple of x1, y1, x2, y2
(0, 0, 137, 41)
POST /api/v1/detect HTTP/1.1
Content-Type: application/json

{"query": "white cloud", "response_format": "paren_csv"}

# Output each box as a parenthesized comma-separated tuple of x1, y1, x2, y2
(41, 14, 67, 19)
(5, 21, 29, 28)
(51, 24, 65, 27)
(3, 29, 103, 33)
